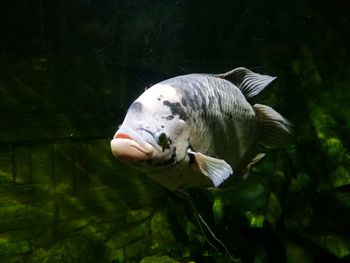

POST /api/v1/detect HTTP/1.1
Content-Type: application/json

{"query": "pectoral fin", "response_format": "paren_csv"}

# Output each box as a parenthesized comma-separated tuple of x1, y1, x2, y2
(187, 149, 233, 187)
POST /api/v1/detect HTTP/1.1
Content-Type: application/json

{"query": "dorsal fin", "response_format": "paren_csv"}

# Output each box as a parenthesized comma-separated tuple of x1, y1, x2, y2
(215, 67, 276, 98)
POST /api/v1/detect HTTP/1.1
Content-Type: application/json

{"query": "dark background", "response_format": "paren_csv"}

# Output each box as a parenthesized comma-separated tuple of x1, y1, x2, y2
(0, 0, 349, 262)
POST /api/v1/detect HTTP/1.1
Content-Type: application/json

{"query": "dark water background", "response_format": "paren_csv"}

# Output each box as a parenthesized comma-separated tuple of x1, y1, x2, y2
(0, 1, 349, 262)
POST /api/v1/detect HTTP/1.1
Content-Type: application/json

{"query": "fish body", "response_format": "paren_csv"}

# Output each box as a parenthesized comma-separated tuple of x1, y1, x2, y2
(111, 67, 291, 191)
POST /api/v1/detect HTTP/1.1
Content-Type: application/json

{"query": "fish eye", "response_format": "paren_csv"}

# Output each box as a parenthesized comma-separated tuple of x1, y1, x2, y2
(154, 131, 169, 147)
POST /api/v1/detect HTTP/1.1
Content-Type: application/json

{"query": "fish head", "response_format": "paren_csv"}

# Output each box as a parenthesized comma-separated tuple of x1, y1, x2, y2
(110, 84, 190, 172)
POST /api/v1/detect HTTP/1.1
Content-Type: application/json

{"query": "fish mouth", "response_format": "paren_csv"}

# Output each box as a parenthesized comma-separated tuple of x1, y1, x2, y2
(110, 126, 154, 161)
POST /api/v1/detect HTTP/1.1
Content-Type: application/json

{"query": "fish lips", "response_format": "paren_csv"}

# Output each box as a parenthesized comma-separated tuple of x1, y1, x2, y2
(110, 126, 154, 161)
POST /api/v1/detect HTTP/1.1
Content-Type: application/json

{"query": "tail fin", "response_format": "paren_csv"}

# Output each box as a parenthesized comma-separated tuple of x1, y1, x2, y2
(254, 104, 292, 148)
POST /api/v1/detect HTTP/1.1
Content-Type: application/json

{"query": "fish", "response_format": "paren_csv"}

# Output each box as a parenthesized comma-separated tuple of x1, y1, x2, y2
(110, 67, 292, 192)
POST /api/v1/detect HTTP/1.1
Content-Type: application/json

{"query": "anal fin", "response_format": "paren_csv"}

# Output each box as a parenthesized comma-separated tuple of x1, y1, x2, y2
(242, 153, 266, 179)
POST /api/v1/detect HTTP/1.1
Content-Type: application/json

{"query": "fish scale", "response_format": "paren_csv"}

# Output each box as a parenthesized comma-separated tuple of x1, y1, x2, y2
(163, 74, 256, 167)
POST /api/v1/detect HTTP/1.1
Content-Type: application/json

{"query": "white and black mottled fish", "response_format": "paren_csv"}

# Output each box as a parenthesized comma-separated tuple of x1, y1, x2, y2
(110, 67, 292, 191)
